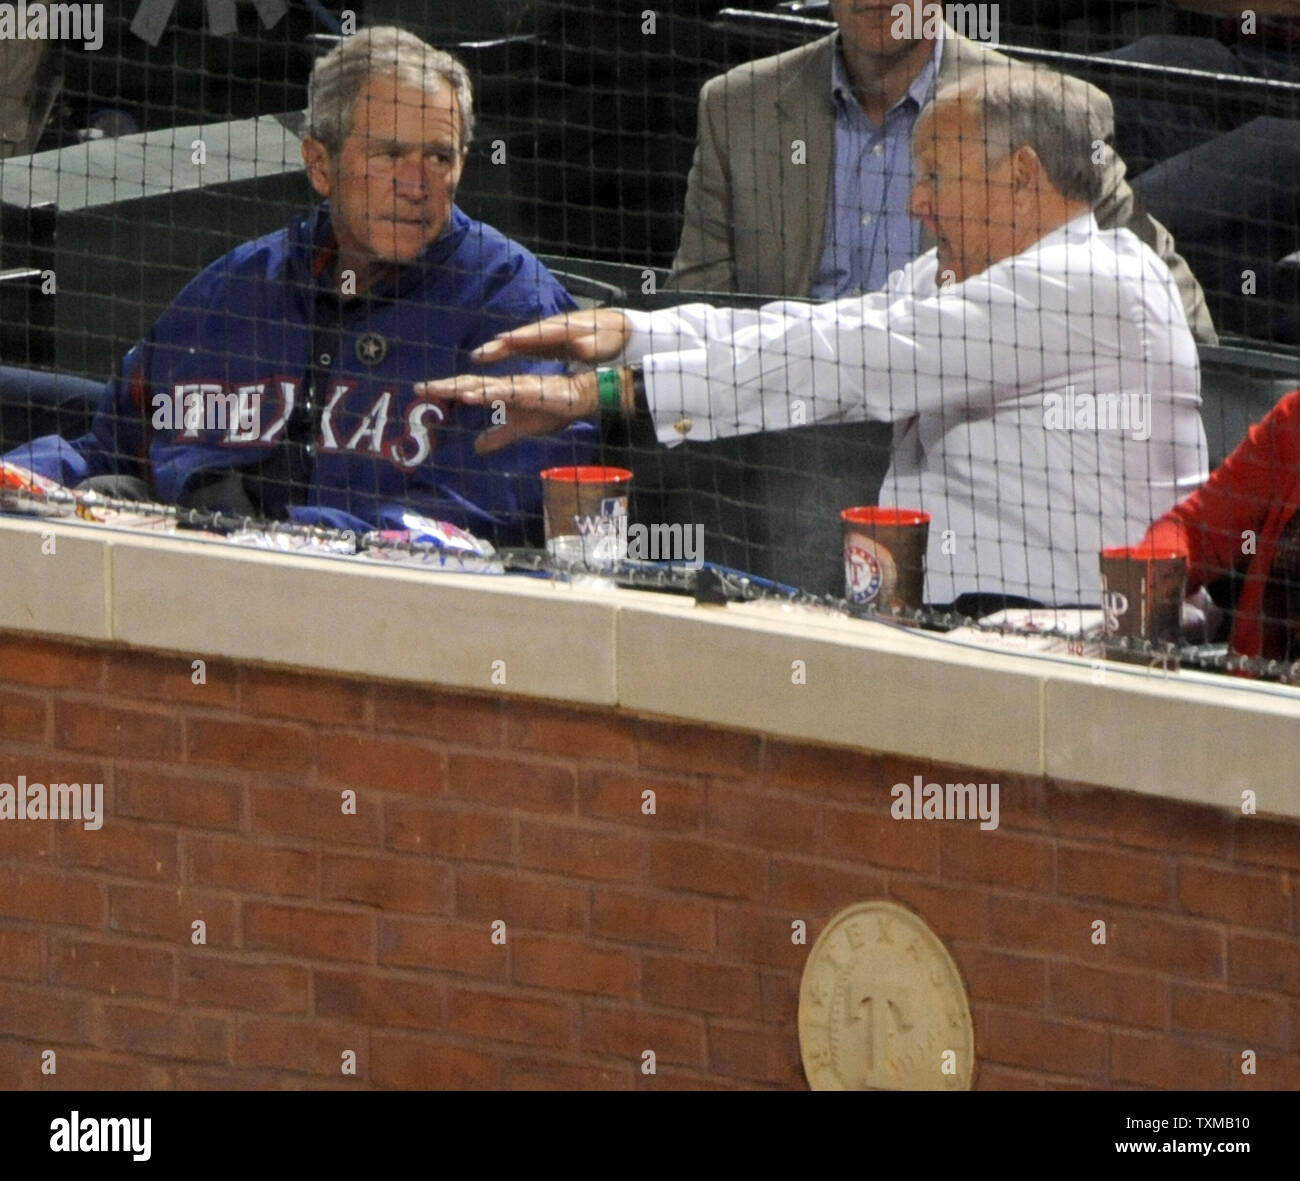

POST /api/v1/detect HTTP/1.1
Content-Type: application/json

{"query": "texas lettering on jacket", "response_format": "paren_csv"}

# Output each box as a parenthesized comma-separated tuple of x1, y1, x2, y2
(154, 378, 450, 471)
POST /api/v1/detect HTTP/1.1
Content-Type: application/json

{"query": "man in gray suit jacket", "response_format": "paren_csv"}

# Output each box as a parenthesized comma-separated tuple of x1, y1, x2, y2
(655, 1, 1215, 596)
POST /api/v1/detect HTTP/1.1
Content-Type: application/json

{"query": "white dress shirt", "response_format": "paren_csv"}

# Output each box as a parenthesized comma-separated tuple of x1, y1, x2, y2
(621, 212, 1208, 604)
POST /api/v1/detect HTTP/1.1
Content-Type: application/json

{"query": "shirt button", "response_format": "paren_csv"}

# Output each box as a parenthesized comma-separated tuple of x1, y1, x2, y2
(319, 353, 331, 365)
(872, 142, 884, 156)
(672, 418, 693, 436)
(305, 443, 317, 457)
(860, 213, 872, 227)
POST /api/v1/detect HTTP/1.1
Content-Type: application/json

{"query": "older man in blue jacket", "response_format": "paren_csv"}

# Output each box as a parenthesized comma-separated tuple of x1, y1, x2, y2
(5, 27, 592, 544)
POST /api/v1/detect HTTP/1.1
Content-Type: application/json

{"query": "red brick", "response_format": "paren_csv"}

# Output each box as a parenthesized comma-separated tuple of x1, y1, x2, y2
(109, 884, 236, 947)
(1110, 1030, 1230, 1088)
(102, 1003, 227, 1063)
(517, 818, 643, 883)
(987, 894, 1116, 960)
(50, 937, 174, 1000)
(505, 1058, 636, 1090)
(319, 732, 444, 795)
(54, 700, 178, 760)
(506, 702, 638, 764)
(117, 765, 242, 830)
(0, 688, 47, 741)
(54, 822, 179, 882)
(379, 918, 507, 980)
(314, 970, 444, 1030)
(952, 946, 1046, 1008)
(244, 902, 373, 963)
(716, 907, 812, 970)
(446, 986, 573, 1048)
(1171, 984, 1290, 1048)
(105, 652, 237, 708)
(384, 800, 513, 861)
(370, 1033, 498, 1088)
(372, 686, 502, 746)
(889, 880, 989, 943)
(1233, 816, 1300, 874)
(649, 838, 766, 901)
(769, 857, 886, 914)
(642, 955, 760, 1019)
(707, 1023, 803, 1086)
(0, 636, 102, 688)
(34, 1053, 173, 1090)
(187, 717, 312, 776)
(0, 811, 51, 861)
(455, 869, 586, 934)
(1178, 864, 1291, 931)
(1057, 845, 1174, 907)
(0, 982, 94, 1043)
(975, 1063, 1048, 1090)
(1231, 1050, 1300, 1090)
(941, 827, 1052, 891)
(233, 1017, 364, 1075)
(637, 720, 760, 780)
(446, 754, 575, 813)
(761, 740, 883, 803)
(580, 770, 704, 831)
(185, 836, 315, 897)
(0, 930, 42, 981)
(821, 805, 939, 873)
(0, 865, 102, 927)
(591, 889, 714, 953)
(512, 935, 638, 999)
(1048, 962, 1167, 1028)
(580, 1003, 707, 1067)
(1228, 932, 1300, 996)
(1045, 781, 1115, 839)
(321, 854, 453, 915)
(706, 785, 821, 854)
(1109, 912, 1226, 979)
(1111, 794, 1232, 859)
(760, 970, 800, 1025)
(978, 1009, 1106, 1081)
(240, 667, 367, 725)
(251, 785, 381, 848)
(179, 956, 308, 1013)
(980, 774, 1049, 834)
(172, 1065, 294, 1090)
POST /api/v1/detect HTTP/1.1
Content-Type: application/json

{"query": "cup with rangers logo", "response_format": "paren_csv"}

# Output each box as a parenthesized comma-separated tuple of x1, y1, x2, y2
(841, 507, 930, 615)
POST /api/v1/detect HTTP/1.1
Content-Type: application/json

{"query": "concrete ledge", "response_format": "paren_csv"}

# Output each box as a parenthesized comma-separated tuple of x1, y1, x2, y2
(4, 514, 1298, 818)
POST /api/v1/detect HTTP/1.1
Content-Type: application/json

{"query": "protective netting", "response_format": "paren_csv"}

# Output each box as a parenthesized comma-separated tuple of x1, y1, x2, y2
(0, 1, 1297, 679)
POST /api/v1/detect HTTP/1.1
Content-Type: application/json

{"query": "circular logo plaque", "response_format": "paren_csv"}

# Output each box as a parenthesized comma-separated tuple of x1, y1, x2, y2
(798, 901, 974, 1090)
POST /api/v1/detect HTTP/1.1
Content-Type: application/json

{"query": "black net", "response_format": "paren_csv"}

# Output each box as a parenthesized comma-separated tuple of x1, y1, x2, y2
(0, 1, 1297, 680)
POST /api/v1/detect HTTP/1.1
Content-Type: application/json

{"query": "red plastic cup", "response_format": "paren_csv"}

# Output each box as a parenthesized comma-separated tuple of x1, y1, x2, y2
(540, 466, 634, 565)
(842, 506, 930, 612)
(1099, 543, 1187, 646)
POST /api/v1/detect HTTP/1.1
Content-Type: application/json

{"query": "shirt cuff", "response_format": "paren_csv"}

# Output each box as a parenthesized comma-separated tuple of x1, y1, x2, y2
(641, 348, 713, 446)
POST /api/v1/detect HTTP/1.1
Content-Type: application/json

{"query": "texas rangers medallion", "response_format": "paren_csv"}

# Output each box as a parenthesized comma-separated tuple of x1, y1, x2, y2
(798, 901, 974, 1090)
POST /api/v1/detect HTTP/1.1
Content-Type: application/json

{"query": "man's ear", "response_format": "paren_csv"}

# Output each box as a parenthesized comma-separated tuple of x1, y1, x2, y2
(1010, 144, 1041, 192)
(301, 137, 334, 199)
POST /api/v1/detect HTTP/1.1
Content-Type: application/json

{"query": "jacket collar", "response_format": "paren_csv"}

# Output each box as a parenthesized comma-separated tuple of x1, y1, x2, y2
(290, 202, 471, 300)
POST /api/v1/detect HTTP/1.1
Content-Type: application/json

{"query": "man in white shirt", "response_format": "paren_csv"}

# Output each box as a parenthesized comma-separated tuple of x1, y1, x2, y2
(420, 65, 1209, 609)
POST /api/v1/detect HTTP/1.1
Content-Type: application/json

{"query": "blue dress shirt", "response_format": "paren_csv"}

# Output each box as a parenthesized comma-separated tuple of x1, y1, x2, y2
(810, 38, 943, 300)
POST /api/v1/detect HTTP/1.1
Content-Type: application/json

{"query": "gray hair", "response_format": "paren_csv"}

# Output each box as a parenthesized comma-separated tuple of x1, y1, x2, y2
(932, 65, 1110, 205)
(307, 27, 475, 154)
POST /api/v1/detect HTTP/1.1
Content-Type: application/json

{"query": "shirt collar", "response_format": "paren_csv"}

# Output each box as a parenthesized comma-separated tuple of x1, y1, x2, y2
(830, 33, 944, 120)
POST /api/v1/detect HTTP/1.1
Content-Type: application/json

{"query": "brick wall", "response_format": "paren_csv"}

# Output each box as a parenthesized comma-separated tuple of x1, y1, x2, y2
(0, 630, 1297, 1090)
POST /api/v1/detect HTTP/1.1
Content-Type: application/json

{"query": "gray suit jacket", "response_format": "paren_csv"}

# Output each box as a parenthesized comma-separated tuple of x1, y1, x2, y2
(667, 31, 1217, 344)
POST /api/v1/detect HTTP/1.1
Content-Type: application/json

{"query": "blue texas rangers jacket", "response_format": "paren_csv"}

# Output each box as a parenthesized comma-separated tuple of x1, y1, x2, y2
(11, 203, 595, 543)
